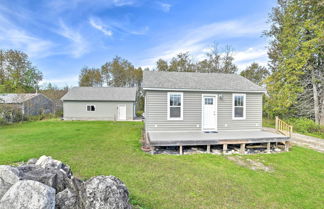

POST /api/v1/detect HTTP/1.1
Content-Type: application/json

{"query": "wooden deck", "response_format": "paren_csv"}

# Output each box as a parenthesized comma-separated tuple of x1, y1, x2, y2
(147, 130, 290, 154)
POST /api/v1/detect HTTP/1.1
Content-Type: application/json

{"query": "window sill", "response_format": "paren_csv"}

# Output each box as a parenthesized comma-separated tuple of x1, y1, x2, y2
(232, 118, 246, 120)
(167, 118, 183, 121)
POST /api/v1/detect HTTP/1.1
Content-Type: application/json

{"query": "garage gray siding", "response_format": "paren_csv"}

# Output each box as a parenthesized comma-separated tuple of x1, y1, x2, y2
(63, 101, 134, 121)
(145, 90, 262, 132)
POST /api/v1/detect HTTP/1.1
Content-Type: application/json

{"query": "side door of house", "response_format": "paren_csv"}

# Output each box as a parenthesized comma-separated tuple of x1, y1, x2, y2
(202, 95, 217, 131)
(118, 104, 127, 120)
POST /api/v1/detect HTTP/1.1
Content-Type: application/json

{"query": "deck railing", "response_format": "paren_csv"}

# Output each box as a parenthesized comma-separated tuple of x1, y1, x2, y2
(275, 116, 293, 137)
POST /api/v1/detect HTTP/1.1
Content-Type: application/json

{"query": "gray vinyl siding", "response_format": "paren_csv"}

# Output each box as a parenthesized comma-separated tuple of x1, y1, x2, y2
(63, 101, 134, 121)
(145, 90, 262, 132)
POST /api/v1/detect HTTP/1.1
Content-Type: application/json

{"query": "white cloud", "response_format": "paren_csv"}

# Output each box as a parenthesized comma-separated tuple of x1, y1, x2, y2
(0, 14, 54, 58)
(112, 0, 136, 7)
(57, 20, 89, 58)
(233, 47, 268, 71)
(102, 18, 149, 35)
(89, 18, 113, 36)
(140, 18, 267, 67)
(158, 2, 171, 12)
(40, 75, 79, 87)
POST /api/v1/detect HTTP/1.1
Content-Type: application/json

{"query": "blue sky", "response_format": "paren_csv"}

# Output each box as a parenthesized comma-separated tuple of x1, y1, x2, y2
(0, 0, 276, 87)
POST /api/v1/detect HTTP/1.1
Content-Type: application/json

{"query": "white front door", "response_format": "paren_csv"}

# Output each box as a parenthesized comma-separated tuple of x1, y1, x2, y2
(118, 104, 127, 120)
(202, 95, 217, 131)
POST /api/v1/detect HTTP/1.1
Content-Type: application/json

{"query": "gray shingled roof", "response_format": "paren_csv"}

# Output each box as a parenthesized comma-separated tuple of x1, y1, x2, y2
(0, 93, 38, 104)
(61, 87, 137, 101)
(143, 71, 265, 92)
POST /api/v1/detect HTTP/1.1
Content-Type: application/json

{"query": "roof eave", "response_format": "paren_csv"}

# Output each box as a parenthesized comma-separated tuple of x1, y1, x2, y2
(142, 87, 266, 93)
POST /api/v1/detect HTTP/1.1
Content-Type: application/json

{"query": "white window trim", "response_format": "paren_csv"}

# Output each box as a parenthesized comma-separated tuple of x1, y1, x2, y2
(86, 104, 96, 112)
(232, 94, 246, 120)
(167, 92, 183, 120)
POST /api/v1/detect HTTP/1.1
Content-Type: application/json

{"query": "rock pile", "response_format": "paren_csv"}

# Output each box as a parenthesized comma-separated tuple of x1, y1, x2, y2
(0, 156, 131, 209)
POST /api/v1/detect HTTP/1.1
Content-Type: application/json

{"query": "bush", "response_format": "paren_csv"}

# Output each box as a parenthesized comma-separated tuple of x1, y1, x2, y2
(286, 118, 324, 138)
(25, 113, 56, 121)
(136, 110, 144, 117)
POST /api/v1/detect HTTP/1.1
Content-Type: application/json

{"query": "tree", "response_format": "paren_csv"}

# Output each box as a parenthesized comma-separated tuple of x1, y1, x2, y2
(156, 59, 169, 71)
(155, 44, 238, 74)
(0, 49, 42, 93)
(169, 52, 195, 72)
(78, 67, 103, 87)
(264, 0, 324, 124)
(101, 56, 142, 87)
(40, 83, 69, 114)
(240, 63, 270, 85)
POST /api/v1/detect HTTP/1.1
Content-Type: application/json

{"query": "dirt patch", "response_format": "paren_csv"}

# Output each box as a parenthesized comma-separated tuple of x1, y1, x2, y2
(227, 156, 274, 172)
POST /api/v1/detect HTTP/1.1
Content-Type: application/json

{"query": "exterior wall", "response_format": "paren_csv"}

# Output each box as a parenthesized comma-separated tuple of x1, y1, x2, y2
(63, 101, 134, 121)
(23, 94, 54, 116)
(145, 90, 262, 132)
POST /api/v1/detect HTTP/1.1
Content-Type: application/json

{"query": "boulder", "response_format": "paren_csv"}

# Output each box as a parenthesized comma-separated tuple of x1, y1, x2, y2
(84, 175, 131, 209)
(18, 164, 70, 193)
(55, 189, 79, 209)
(27, 158, 38, 165)
(36, 156, 72, 178)
(0, 178, 12, 200)
(55, 177, 85, 209)
(0, 180, 55, 209)
(0, 156, 132, 209)
(0, 165, 20, 185)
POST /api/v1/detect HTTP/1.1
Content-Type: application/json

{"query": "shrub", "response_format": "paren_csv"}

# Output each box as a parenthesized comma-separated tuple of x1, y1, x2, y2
(136, 110, 144, 117)
(288, 118, 322, 134)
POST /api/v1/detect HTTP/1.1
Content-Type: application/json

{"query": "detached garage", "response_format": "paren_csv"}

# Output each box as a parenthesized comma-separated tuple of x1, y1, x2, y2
(61, 87, 137, 121)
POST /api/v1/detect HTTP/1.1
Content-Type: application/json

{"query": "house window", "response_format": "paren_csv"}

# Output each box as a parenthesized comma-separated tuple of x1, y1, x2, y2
(167, 92, 183, 120)
(232, 94, 246, 119)
(86, 105, 96, 112)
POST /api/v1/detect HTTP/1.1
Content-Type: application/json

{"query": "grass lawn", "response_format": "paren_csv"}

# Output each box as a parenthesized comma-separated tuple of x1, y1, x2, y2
(1, 120, 324, 209)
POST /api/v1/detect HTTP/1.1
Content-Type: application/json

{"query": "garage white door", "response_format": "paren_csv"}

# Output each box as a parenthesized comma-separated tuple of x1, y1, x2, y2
(118, 104, 127, 120)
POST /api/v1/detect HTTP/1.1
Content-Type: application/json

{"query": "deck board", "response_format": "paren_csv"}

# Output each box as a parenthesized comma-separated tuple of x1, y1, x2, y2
(148, 130, 289, 146)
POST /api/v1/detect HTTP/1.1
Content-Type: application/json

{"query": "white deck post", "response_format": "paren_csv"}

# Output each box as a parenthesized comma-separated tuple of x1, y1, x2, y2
(179, 145, 183, 155)
(223, 144, 227, 154)
(151, 146, 155, 155)
(266, 142, 271, 153)
(207, 145, 211, 153)
(240, 144, 245, 154)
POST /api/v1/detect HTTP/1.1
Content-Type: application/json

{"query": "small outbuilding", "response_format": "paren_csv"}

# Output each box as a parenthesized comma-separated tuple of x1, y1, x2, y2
(0, 93, 54, 116)
(61, 87, 137, 121)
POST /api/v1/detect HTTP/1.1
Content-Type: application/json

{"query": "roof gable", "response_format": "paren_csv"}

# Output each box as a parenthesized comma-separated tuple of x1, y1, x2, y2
(61, 87, 137, 101)
(143, 71, 265, 92)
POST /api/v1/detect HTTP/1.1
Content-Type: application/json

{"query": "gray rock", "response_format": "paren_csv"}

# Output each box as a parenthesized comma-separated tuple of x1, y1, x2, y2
(55, 189, 79, 209)
(0, 165, 20, 185)
(27, 158, 38, 165)
(0, 180, 55, 209)
(18, 164, 70, 193)
(55, 177, 85, 209)
(36, 156, 72, 178)
(0, 178, 12, 200)
(84, 176, 131, 209)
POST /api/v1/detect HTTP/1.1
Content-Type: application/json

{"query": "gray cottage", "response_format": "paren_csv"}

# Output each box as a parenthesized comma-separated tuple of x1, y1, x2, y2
(143, 71, 290, 154)
(0, 93, 54, 116)
(61, 87, 136, 121)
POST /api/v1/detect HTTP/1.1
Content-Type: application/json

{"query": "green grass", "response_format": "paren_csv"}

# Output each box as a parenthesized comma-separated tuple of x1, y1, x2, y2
(1, 120, 324, 209)
(263, 118, 324, 139)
